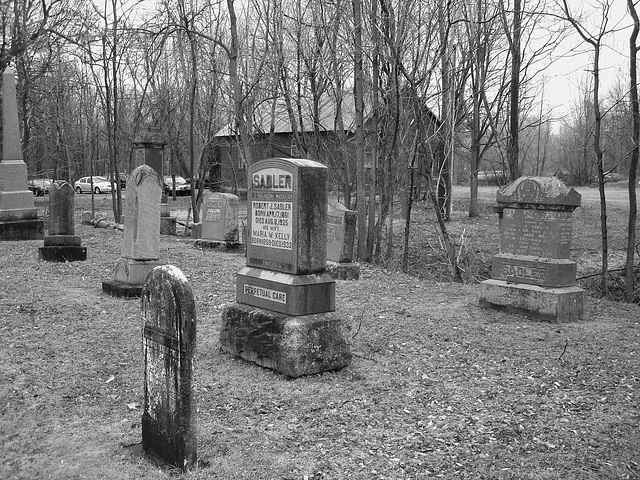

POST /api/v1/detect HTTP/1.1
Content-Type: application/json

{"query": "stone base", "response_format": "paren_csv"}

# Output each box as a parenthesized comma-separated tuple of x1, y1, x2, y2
(39, 245, 87, 262)
(160, 216, 176, 235)
(479, 279, 586, 322)
(326, 261, 360, 281)
(220, 303, 352, 377)
(0, 218, 44, 240)
(491, 253, 577, 287)
(44, 235, 81, 246)
(236, 266, 335, 316)
(114, 258, 160, 285)
(193, 239, 243, 252)
(102, 280, 144, 298)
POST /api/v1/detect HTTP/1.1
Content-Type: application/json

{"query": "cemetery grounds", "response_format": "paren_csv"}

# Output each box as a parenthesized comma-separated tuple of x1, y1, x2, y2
(0, 184, 638, 480)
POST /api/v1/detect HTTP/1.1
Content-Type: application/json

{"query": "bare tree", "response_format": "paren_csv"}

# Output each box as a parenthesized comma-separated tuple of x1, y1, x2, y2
(560, 0, 615, 296)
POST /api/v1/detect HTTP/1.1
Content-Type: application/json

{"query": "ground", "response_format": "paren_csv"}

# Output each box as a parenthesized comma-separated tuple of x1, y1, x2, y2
(0, 185, 638, 479)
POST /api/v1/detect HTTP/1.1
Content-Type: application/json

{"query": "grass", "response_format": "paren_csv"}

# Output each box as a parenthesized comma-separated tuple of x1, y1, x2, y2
(0, 188, 639, 479)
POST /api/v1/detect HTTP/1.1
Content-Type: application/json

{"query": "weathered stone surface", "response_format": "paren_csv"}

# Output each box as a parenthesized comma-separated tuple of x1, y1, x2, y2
(141, 265, 196, 471)
(491, 254, 576, 287)
(48, 181, 75, 236)
(236, 266, 335, 316)
(220, 303, 351, 377)
(496, 176, 581, 210)
(0, 219, 43, 240)
(479, 279, 586, 322)
(38, 245, 87, 262)
(122, 165, 162, 260)
(193, 238, 243, 251)
(326, 201, 357, 263)
(160, 216, 176, 235)
(246, 158, 328, 275)
(44, 234, 82, 246)
(190, 222, 202, 239)
(325, 261, 361, 281)
(114, 258, 160, 285)
(201, 192, 239, 242)
(499, 208, 574, 258)
(0, 66, 40, 236)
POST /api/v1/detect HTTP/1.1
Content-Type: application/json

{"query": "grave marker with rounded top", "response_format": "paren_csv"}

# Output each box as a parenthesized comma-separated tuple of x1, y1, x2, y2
(193, 192, 242, 250)
(0, 66, 43, 240)
(479, 176, 586, 321)
(221, 157, 351, 377)
(102, 165, 163, 297)
(38, 181, 86, 261)
(141, 265, 196, 472)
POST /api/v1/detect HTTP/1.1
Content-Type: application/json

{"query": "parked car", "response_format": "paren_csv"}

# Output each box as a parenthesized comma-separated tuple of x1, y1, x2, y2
(74, 176, 113, 194)
(163, 175, 191, 196)
(27, 178, 53, 196)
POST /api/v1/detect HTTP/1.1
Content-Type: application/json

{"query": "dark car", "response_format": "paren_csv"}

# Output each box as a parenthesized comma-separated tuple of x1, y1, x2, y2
(27, 178, 53, 196)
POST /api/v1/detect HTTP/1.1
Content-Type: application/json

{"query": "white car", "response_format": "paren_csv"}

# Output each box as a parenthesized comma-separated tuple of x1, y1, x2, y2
(74, 176, 113, 194)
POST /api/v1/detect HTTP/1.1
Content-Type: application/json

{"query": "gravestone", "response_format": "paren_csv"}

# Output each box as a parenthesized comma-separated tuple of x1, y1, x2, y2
(141, 265, 196, 472)
(220, 158, 351, 377)
(192, 192, 242, 251)
(325, 200, 360, 280)
(479, 176, 586, 322)
(0, 66, 44, 240)
(133, 126, 176, 235)
(102, 165, 163, 297)
(38, 181, 86, 261)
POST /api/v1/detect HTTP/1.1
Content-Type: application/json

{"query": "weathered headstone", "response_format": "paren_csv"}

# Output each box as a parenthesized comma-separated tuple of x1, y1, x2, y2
(141, 265, 196, 472)
(220, 158, 351, 377)
(193, 192, 241, 250)
(0, 66, 44, 240)
(325, 200, 360, 280)
(133, 126, 176, 235)
(38, 181, 86, 261)
(102, 165, 162, 297)
(479, 176, 586, 321)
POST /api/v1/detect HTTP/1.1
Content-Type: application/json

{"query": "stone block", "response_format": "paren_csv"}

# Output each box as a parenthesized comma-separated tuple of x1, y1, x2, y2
(236, 266, 335, 316)
(201, 192, 239, 242)
(44, 235, 82, 246)
(38, 245, 87, 262)
(491, 254, 576, 287)
(325, 261, 361, 281)
(160, 216, 176, 235)
(220, 303, 352, 377)
(191, 222, 202, 239)
(478, 279, 586, 322)
(101, 280, 144, 298)
(0, 218, 44, 240)
(326, 201, 357, 263)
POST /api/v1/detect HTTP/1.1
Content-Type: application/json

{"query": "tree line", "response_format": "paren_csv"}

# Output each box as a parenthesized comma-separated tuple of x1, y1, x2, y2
(1, 0, 638, 300)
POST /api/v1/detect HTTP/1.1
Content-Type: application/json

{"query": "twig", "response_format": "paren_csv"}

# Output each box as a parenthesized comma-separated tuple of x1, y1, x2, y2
(557, 338, 569, 360)
(351, 352, 377, 362)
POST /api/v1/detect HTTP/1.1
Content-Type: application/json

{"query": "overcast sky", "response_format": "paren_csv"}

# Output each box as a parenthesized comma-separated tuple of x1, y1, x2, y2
(544, 0, 634, 118)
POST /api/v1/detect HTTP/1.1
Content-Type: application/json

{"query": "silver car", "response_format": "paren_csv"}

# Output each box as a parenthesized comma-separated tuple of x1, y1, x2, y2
(74, 176, 113, 194)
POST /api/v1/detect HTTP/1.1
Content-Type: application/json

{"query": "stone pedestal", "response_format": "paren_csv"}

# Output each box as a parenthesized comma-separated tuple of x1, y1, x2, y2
(193, 238, 243, 251)
(479, 177, 586, 322)
(479, 279, 586, 322)
(220, 304, 351, 378)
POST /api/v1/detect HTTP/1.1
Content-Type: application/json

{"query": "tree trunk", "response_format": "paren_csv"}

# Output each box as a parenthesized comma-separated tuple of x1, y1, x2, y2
(507, 0, 521, 181)
(353, 0, 367, 261)
(626, 0, 639, 302)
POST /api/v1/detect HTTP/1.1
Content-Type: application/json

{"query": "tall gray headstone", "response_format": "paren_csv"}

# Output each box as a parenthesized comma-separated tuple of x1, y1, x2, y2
(141, 265, 196, 471)
(102, 165, 162, 297)
(0, 66, 43, 240)
(39, 181, 86, 262)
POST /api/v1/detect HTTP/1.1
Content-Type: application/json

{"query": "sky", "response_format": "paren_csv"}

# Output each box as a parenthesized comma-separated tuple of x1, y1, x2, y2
(543, 0, 634, 118)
